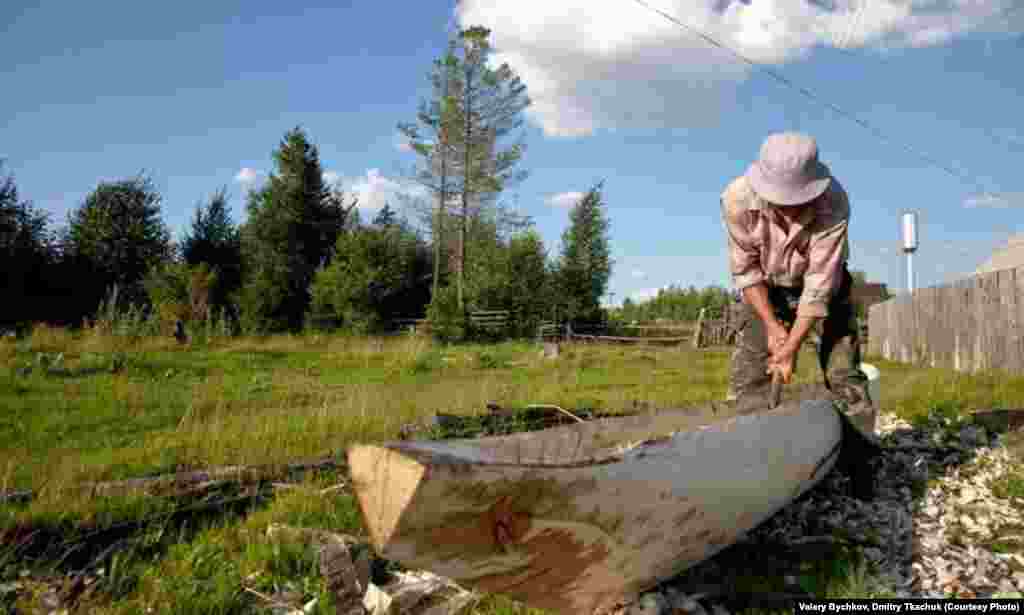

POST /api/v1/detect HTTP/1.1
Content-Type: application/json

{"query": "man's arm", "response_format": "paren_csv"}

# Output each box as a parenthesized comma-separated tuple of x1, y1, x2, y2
(721, 188, 791, 353)
(742, 283, 789, 353)
(776, 314, 818, 356)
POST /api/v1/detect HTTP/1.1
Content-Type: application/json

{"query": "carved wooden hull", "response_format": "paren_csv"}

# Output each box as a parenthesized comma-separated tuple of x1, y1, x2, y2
(348, 399, 845, 614)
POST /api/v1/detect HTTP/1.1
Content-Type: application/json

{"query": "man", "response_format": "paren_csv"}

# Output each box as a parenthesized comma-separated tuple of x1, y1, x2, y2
(720, 132, 879, 498)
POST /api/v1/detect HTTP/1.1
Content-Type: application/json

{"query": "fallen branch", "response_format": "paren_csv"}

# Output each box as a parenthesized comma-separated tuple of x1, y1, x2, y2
(525, 404, 585, 424)
(0, 456, 345, 504)
(243, 585, 299, 611)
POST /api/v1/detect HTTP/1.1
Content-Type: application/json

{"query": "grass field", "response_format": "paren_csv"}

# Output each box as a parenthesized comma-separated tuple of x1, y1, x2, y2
(2, 325, 1024, 613)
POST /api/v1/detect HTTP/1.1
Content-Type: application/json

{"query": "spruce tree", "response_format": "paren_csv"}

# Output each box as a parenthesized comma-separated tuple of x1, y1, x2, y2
(238, 127, 355, 332)
(181, 187, 243, 314)
(0, 164, 54, 326)
(557, 182, 613, 322)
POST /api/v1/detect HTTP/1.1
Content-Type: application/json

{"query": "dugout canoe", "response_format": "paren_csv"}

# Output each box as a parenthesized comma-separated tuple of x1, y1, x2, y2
(347, 389, 877, 615)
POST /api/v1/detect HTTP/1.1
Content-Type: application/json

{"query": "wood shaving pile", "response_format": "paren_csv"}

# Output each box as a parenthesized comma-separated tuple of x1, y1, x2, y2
(611, 410, 1024, 615)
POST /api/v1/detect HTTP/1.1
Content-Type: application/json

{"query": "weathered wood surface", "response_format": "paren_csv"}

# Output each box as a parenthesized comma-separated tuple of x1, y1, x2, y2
(869, 267, 1024, 373)
(347, 392, 849, 614)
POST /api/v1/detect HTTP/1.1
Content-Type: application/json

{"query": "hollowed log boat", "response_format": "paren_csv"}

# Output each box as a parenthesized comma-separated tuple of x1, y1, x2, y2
(348, 379, 879, 614)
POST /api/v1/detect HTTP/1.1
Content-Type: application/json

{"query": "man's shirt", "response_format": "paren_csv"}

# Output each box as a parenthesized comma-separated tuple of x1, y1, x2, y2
(721, 175, 850, 318)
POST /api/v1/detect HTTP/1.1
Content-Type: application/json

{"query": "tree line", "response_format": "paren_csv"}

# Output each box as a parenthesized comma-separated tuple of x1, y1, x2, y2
(1, 26, 615, 341)
(611, 269, 881, 324)
(613, 286, 735, 323)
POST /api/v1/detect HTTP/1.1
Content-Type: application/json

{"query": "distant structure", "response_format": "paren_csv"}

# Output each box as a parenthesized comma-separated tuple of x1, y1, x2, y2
(851, 281, 889, 314)
(902, 211, 919, 293)
(975, 234, 1024, 276)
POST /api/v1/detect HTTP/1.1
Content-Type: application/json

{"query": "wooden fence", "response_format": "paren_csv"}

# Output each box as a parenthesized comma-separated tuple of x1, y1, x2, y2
(469, 310, 511, 332)
(391, 311, 512, 335)
(536, 312, 736, 349)
(867, 267, 1024, 373)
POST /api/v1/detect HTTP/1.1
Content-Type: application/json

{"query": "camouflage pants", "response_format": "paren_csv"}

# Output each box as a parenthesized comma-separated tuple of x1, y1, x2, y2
(724, 270, 876, 435)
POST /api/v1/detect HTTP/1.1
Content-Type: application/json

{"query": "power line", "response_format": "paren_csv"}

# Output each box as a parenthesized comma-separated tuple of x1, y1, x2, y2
(628, 0, 1000, 196)
(756, 2, 1024, 159)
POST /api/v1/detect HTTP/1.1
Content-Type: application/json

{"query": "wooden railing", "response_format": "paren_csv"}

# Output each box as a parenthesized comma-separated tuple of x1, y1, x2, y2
(469, 310, 511, 332)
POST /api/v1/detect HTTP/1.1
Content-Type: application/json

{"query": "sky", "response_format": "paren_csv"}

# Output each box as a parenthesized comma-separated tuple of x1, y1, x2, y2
(3, 0, 1023, 306)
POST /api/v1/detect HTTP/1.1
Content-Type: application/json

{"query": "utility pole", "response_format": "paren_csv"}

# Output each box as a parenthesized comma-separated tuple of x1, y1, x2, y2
(901, 211, 918, 294)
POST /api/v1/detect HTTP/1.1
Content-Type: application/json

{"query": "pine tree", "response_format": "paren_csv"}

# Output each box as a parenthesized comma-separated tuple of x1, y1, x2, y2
(446, 26, 531, 312)
(399, 26, 531, 314)
(398, 37, 463, 302)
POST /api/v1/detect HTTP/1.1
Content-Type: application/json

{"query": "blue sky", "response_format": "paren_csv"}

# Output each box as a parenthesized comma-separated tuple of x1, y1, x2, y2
(3, 0, 1022, 306)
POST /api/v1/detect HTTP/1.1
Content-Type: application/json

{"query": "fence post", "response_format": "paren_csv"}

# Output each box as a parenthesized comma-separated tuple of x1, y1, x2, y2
(693, 307, 706, 350)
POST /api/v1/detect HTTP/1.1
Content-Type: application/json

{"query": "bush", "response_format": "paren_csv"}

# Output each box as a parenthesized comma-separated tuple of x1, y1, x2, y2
(426, 285, 466, 343)
(143, 263, 240, 342)
(409, 349, 444, 375)
(91, 284, 161, 339)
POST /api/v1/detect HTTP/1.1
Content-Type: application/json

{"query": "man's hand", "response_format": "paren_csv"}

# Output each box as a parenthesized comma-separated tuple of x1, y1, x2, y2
(767, 346, 797, 384)
(765, 320, 789, 355)
(742, 284, 789, 354)
(767, 315, 819, 385)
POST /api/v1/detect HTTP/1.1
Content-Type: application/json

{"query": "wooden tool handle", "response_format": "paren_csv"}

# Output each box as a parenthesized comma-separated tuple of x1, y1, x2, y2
(769, 370, 783, 409)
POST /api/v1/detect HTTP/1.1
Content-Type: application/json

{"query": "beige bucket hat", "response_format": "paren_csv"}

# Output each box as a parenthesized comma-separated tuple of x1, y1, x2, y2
(746, 132, 832, 206)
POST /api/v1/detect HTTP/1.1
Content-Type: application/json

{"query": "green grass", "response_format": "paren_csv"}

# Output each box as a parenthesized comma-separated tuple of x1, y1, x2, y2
(3, 326, 1024, 613)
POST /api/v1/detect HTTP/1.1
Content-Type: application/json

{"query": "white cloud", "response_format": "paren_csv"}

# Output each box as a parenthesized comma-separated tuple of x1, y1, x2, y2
(631, 269, 648, 279)
(546, 191, 584, 208)
(394, 133, 414, 153)
(342, 168, 427, 211)
(964, 192, 1024, 208)
(234, 167, 261, 185)
(630, 286, 668, 302)
(458, 0, 1021, 137)
(323, 170, 341, 186)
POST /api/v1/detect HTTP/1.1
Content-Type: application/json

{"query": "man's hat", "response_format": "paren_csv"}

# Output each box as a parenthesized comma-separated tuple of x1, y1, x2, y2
(745, 132, 832, 206)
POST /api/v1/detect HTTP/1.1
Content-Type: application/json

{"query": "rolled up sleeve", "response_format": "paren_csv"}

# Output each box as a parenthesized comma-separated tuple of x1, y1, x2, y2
(798, 192, 850, 318)
(721, 198, 764, 291)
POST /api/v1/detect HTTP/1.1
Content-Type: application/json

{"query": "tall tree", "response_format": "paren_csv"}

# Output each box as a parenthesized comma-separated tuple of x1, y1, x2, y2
(238, 127, 356, 332)
(182, 187, 239, 265)
(0, 163, 54, 326)
(398, 37, 462, 302)
(65, 173, 172, 308)
(446, 25, 531, 312)
(181, 187, 243, 314)
(557, 182, 613, 322)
